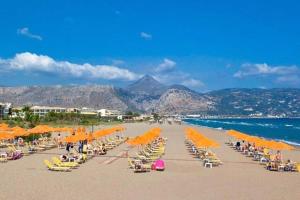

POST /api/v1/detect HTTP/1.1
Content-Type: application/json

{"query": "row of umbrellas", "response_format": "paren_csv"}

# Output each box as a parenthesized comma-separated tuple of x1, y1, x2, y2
(227, 130, 295, 150)
(127, 127, 161, 146)
(64, 126, 125, 143)
(185, 127, 220, 148)
(0, 123, 74, 140)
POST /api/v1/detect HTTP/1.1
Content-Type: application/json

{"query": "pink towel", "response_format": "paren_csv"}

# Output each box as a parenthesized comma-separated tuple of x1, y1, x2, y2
(154, 159, 165, 170)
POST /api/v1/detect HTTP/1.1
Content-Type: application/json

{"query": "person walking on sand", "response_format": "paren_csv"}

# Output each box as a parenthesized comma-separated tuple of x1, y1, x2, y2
(57, 133, 62, 149)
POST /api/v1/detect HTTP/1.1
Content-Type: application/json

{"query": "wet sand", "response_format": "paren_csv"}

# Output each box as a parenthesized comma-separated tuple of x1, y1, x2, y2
(0, 123, 299, 200)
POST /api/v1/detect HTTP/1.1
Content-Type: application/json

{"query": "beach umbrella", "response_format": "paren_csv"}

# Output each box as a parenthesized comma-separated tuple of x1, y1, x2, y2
(0, 132, 15, 140)
(185, 127, 220, 149)
(11, 126, 28, 137)
(127, 127, 161, 146)
(74, 132, 87, 141)
(86, 133, 95, 142)
(277, 142, 295, 150)
(64, 135, 77, 143)
(0, 124, 11, 131)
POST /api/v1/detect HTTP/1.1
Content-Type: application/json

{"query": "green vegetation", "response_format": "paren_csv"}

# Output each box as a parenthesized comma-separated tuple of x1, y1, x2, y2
(1, 107, 122, 128)
(125, 111, 140, 117)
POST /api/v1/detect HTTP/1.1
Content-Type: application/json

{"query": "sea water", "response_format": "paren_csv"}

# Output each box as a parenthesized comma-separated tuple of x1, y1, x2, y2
(184, 118, 300, 146)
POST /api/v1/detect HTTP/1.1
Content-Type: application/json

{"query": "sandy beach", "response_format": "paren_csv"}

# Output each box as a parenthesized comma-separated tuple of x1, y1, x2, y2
(0, 122, 299, 200)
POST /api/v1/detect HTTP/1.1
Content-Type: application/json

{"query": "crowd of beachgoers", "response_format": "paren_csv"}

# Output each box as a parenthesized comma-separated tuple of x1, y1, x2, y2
(0, 123, 167, 172)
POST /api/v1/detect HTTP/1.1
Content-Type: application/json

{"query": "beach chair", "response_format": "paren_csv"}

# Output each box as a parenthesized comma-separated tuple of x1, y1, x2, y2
(0, 153, 8, 163)
(296, 164, 300, 172)
(260, 149, 271, 164)
(44, 160, 72, 172)
(133, 160, 151, 173)
(52, 157, 79, 168)
(127, 157, 136, 169)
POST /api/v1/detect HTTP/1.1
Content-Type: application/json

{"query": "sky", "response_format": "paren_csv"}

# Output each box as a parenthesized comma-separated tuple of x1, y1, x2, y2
(0, 0, 300, 91)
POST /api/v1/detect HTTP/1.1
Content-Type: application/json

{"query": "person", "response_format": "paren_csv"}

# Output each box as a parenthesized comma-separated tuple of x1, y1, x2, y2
(102, 143, 107, 154)
(235, 141, 241, 150)
(60, 154, 68, 162)
(284, 159, 293, 171)
(18, 137, 24, 146)
(57, 134, 62, 149)
(275, 150, 283, 162)
(66, 143, 71, 153)
(78, 141, 83, 153)
(33, 139, 38, 146)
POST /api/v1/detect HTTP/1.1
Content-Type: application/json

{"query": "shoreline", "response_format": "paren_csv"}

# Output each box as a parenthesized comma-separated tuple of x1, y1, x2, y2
(183, 116, 300, 119)
(182, 118, 300, 148)
(183, 121, 300, 148)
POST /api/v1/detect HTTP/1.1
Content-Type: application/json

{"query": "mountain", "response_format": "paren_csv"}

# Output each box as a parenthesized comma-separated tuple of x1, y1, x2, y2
(126, 75, 167, 96)
(153, 87, 214, 114)
(206, 88, 300, 117)
(0, 85, 128, 111)
(0, 76, 299, 117)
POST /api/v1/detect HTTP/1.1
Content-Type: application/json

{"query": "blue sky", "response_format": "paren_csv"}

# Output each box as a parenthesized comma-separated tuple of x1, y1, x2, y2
(0, 0, 300, 91)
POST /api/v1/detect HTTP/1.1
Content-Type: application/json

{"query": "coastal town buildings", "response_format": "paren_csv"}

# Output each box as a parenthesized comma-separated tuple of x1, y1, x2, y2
(0, 102, 12, 119)
(31, 106, 67, 117)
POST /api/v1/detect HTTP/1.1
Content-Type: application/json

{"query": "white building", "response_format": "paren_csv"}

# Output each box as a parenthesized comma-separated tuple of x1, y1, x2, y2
(31, 106, 67, 117)
(80, 107, 98, 116)
(0, 102, 12, 119)
(97, 109, 122, 118)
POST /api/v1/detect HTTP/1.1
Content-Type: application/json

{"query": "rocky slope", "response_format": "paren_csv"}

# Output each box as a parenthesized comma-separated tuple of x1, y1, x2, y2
(0, 85, 128, 111)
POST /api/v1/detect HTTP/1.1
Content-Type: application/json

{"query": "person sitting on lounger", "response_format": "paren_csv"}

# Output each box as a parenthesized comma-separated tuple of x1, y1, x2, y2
(284, 159, 293, 171)
(60, 154, 68, 162)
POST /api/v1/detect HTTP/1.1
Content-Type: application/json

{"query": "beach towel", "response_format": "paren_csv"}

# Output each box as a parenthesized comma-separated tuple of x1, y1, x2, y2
(153, 159, 165, 171)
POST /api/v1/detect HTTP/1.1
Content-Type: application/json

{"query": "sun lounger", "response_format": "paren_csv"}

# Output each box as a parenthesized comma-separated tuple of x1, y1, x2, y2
(133, 160, 151, 173)
(0, 153, 8, 163)
(52, 157, 79, 168)
(44, 160, 72, 172)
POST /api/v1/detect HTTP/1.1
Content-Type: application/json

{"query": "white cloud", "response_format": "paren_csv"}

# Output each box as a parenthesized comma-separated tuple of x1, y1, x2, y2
(154, 71, 204, 89)
(154, 58, 176, 73)
(0, 52, 140, 81)
(234, 63, 299, 78)
(181, 79, 204, 88)
(234, 63, 300, 86)
(17, 27, 42, 40)
(112, 59, 125, 66)
(140, 32, 152, 40)
(276, 75, 300, 85)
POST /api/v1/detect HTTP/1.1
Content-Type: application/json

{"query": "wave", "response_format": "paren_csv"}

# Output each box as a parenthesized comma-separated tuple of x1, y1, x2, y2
(190, 119, 282, 129)
(285, 124, 293, 127)
(278, 140, 300, 147)
(193, 119, 255, 126)
(256, 123, 276, 128)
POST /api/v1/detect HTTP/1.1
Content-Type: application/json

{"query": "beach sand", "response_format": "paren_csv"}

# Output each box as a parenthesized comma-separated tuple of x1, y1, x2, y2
(0, 123, 299, 200)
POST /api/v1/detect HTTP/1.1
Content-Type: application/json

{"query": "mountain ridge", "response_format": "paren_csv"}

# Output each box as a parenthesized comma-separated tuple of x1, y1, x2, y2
(0, 75, 299, 117)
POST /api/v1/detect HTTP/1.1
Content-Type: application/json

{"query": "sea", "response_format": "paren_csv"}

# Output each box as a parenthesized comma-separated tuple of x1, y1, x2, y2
(183, 118, 300, 146)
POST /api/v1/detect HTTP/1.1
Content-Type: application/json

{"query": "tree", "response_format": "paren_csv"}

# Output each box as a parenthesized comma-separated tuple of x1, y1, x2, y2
(126, 111, 133, 116)
(152, 113, 160, 121)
